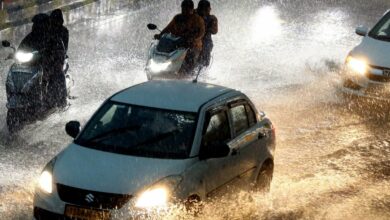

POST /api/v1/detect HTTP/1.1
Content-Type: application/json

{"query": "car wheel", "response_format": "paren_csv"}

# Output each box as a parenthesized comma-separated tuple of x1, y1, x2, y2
(185, 195, 202, 216)
(254, 162, 274, 193)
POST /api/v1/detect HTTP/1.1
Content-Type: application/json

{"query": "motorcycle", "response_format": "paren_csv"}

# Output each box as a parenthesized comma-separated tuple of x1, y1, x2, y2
(1, 40, 73, 133)
(145, 23, 207, 81)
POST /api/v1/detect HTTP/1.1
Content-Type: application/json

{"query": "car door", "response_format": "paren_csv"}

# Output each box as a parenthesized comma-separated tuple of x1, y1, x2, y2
(200, 107, 239, 194)
(228, 101, 267, 177)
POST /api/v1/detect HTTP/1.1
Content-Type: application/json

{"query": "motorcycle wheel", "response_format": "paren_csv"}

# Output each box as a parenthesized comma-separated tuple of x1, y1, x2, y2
(6, 109, 24, 133)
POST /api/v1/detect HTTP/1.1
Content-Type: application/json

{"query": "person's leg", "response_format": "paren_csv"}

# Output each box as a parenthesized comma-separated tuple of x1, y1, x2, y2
(48, 64, 67, 109)
(202, 43, 213, 67)
(55, 73, 67, 108)
(180, 48, 200, 75)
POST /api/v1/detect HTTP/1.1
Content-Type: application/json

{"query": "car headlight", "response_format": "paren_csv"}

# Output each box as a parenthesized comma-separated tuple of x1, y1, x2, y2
(135, 176, 182, 209)
(346, 56, 368, 75)
(39, 171, 53, 194)
(135, 187, 168, 208)
(15, 51, 34, 63)
(149, 59, 171, 73)
(38, 158, 56, 194)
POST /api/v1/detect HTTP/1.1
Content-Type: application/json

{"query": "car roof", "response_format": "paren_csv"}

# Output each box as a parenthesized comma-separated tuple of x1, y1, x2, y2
(110, 80, 238, 112)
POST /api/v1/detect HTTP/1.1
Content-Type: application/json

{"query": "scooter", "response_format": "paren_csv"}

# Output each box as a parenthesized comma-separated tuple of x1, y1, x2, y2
(146, 23, 212, 81)
(1, 40, 73, 133)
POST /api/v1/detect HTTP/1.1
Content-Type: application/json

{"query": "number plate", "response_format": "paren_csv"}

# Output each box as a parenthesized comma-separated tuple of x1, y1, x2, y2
(383, 69, 390, 77)
(65, 205, 110, 220)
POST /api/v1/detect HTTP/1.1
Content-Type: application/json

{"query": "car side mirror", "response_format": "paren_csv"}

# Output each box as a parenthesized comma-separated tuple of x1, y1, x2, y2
(2, 40, 11, 47)
(200, 142, 230, 160)
(66, 121, 81, 138)
(355, 26, 368, 36)
(147, 23, 158, 30)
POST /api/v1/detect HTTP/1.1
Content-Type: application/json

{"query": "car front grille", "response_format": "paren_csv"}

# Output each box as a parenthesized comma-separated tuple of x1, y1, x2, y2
(57, 184, 132, 210)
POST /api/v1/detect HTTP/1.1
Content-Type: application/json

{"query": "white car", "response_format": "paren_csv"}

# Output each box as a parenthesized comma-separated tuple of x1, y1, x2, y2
(342, 10, 390, 100)
(33, 80, 276, 219)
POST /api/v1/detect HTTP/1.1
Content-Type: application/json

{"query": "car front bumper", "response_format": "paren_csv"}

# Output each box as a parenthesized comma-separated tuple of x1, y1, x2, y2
(33, 188, 170, 220)
(342, 66, 390, 101)
(34, 207, 66, 220)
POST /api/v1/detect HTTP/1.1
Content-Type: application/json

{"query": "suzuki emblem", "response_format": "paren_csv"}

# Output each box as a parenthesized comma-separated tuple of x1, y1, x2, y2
(85, 193, 95, 203)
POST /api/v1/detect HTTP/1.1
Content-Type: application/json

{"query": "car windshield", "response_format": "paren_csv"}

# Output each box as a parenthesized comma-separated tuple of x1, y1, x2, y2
(75, 101, 197, 159)
(369, 12, 390, 41)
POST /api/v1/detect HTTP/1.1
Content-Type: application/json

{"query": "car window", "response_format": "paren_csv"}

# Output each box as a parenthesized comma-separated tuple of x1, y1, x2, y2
(369, 12, 390, 40)
(230, 105, 249, 136)
(202, 110, 231, 147)
(245, 104, 257, 126)
(76, 101, 197, 159)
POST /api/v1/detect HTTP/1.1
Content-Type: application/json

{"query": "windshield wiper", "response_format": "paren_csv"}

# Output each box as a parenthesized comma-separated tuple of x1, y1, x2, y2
(134, 129, 179, 148)
(370, 34, 390, 41)
(86, 125, 141, 143)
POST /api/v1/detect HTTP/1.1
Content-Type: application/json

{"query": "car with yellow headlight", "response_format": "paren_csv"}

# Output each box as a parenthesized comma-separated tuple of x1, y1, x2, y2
(342, 10, 390, 100)
(33, 80, 276, 219)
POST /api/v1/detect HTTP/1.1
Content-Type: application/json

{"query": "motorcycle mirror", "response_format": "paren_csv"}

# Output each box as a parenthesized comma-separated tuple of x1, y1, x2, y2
(147, 23, 158, 30)
(65, 121, 81, 138)
(1, 40, 11, 47)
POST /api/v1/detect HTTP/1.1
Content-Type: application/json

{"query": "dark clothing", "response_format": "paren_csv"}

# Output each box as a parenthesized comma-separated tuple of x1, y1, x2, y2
(46, 9, 68, 108)
(18, 14, 50, 52)
(51, 26, 69, 52)
(47, 72, 67, 108)
(161, 13, 205, 50)
(50, 9, 68, 51)
(199, 14, 218, 67)
(199, 40, 213, 66)
(18, 32, 46, 52)
(44, 30, 67, 108)
(202, 15, 218, 44)
(180, 48, 201, 75)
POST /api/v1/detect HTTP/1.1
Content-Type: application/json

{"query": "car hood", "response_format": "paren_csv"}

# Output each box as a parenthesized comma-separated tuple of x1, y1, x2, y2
(53, 143, 196, 195)
(351, 36, 390, 68)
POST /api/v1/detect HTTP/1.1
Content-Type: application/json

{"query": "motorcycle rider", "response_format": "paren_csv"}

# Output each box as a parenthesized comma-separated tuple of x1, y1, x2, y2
(17, 12, 67, 109)
(155, 0, 205, 75)
(50, 9, 69, 52)
(18, 13, 50, 52)
(197, 0, 218, 67)
(46, 9, 68, 108)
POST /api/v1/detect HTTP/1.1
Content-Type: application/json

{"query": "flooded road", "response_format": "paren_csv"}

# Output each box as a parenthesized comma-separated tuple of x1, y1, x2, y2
(0, 0, 390, 219)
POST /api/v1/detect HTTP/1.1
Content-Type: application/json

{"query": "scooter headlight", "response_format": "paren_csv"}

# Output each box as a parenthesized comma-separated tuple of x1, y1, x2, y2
(149, 59, 172, 73)
(346, 56, 368, 75)
(15, 51, 34, 63)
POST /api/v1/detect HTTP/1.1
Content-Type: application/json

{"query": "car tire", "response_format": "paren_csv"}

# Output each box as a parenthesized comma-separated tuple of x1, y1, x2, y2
(254, 162, 274, 193)
(185, 195, 202, 216)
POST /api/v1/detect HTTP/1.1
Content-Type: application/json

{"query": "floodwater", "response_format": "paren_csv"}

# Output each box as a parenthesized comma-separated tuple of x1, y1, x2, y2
(0, 0, 390, 219)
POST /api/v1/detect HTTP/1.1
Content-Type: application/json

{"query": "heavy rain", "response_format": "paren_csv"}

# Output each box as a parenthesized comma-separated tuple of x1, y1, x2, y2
(0, 0, 390, 219)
